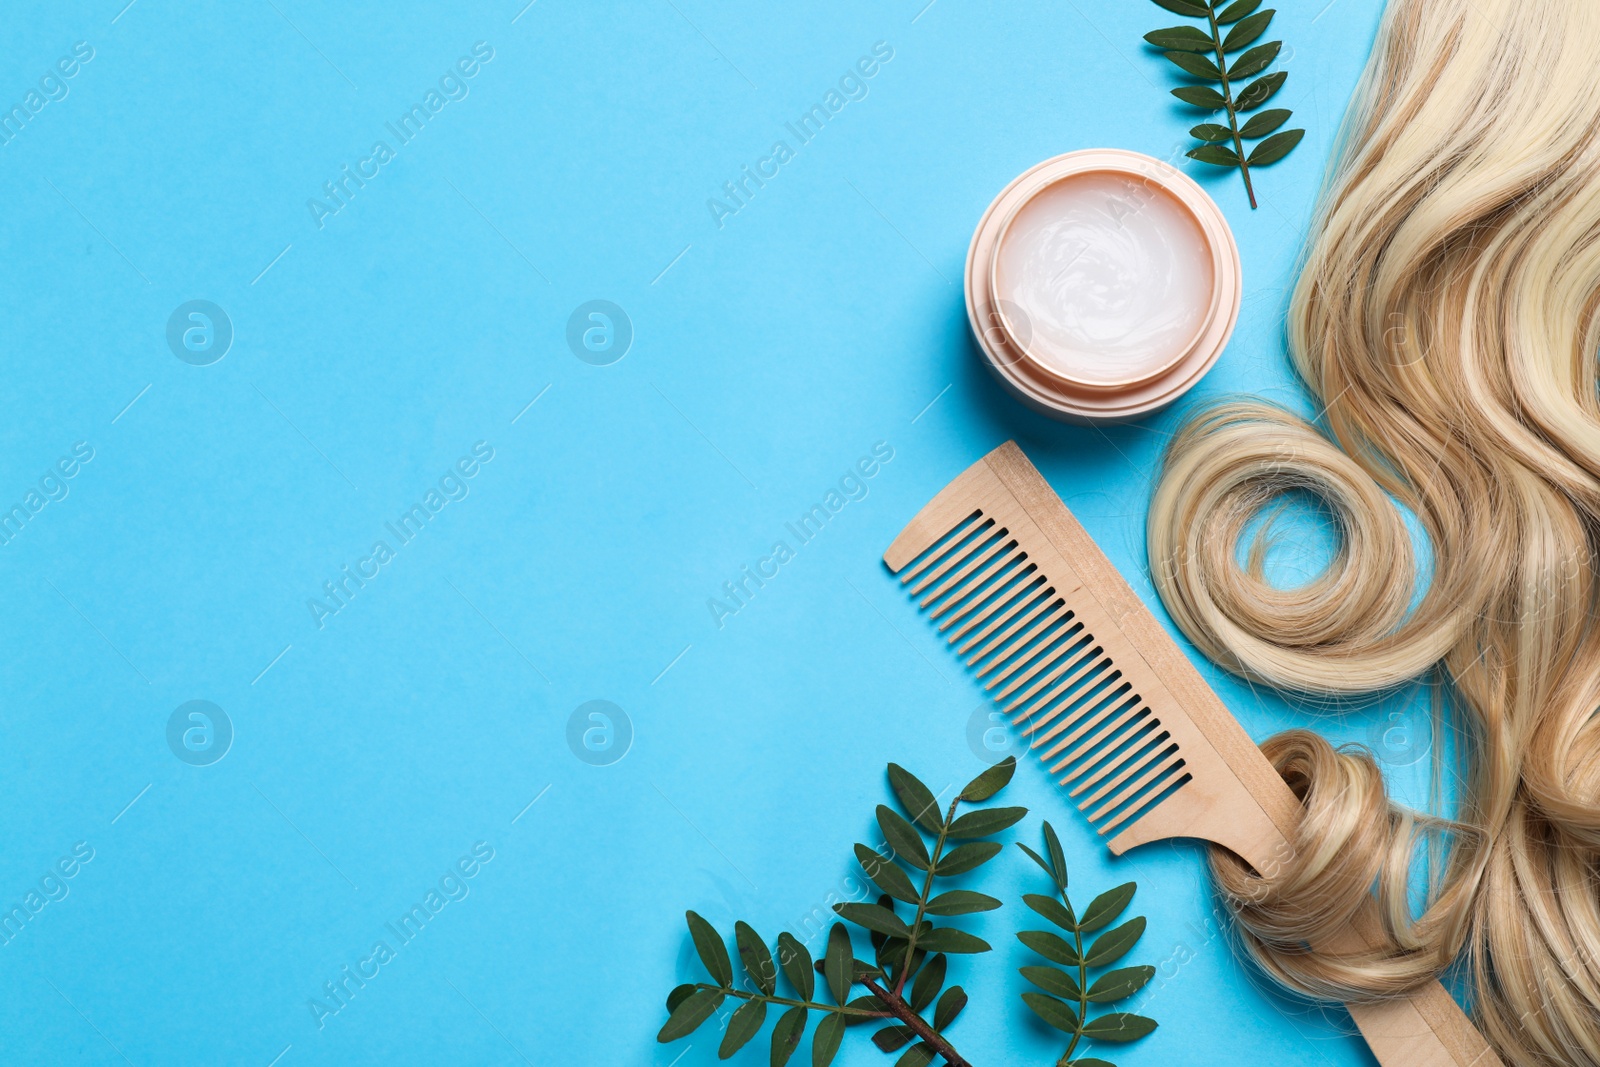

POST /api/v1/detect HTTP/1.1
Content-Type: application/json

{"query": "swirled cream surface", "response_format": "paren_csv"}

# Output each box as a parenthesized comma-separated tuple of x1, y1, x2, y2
(993, 171, 1214, 386)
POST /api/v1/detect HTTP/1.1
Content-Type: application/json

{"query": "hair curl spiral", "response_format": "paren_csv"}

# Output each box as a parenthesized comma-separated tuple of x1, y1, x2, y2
(1147, 1, 1600, 1062)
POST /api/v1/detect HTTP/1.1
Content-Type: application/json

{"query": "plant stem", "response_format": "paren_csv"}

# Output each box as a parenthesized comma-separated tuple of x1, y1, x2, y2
(861, 975, 974, 1067)
(895, 796, 962, 997)
(691, 983, 890, 1020)
(1054, 893, 1090, 1067)
(1062, 895, 1088, 1062)
(1205, 0, 1257, 208)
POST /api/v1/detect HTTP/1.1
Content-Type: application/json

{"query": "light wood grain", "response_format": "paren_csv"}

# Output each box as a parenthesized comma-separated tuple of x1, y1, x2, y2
(884, 441, 1501, 1067)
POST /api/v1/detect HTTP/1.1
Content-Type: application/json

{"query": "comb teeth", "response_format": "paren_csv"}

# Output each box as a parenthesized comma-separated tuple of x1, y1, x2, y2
(900, 506, 1192, 840)
(884, 442, 1295, 872)
(888, 446, 1506, 1067)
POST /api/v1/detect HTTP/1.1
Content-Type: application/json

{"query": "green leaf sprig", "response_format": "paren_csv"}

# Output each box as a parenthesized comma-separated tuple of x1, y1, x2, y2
(1145, 0, 1305, 209)
(1015, 823, 1157, 1067)
(658, 757, 1025, 1067)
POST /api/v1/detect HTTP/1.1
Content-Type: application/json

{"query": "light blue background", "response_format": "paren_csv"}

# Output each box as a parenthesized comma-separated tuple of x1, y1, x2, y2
(0, 0, 1440, 1064)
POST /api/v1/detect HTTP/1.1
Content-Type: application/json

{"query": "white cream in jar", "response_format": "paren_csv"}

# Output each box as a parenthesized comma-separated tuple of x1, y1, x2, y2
(966, 150, 1242, 422)
(992, 172, 1215, 388)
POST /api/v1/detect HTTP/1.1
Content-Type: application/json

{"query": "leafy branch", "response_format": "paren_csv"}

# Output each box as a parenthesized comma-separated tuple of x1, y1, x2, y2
(658, 758, 1025, 1066)
(1015, 823, 1156, 1067)
(1145, 0, 1304, 208)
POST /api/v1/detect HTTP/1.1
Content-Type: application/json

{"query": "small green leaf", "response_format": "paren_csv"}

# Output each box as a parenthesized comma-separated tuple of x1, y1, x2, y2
(877, 932, 918, 972)
(1191, 123, 1233, 143)
(1239, 107, 1291, 138)
(721, 999, 768, 1059)
(812, 1013, 845, 1067)
(1020, 964, 1082, 1000)
(893, 948, 927, 987)
(1223, 9, 1274, 51)
(1080, 1012, 1158, 1042)
(945, 806, 1027, 839)
(1165, 50, 1222, 80)
(1078, 883, 1136, 933)
(867, 895, 894, 954)
(777, 933, 815, 1001)
(1172, 85, 1228, 108)
(1015, 843, 1054, 881)
(1151, 0, 1210, 15)
(1248, 128, 1305, 166)
(1215, 0, 1262, 21)
(835, 902, 912, 939)
(933, 986, 968, 1031)
(1022, 992, 1081, 1034)
(1023, 893, 1077, 931)
(911, 954, 946, 1012)
(1187, 144, 1241, 167)
(872, 1025, 916, 1053)
(845, 994, 886, 1024)
(1228, 40, 1281, 80)
(924, 890, 1001, 916)
(852, 959, 886, 983)
(1235, 69, 1288, 110)
(737, 922, 777, 995)
(855, 844, 920, 904)
(1041, 823, 1067, 891)
(917, 928, 991, 954)
(824, 923, 852, 1005)
(687, 912, 733, 987)
(658, 988, 724, 1042)
(1087, 965, 1156, 1003)
(877, 806, 931, 870)
(895, 1043, 936, 1067)
(1069, 1060, 1117, 1067)
(1085, 916, 1147, 968)
(1018, 929, 1080, 967)
(875, 936, 910, 976)
(958, 755, 1016, 802)
(937, 841, 1003, 877)
(887, 764, 943, 833)
(771, 1006, 807, 1067)
(1143, 25, 1215, 53)
(666, 983, 696, 1012)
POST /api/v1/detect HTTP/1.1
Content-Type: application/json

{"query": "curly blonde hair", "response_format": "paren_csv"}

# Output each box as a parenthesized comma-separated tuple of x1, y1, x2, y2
(1146, 0, 1600, 1062)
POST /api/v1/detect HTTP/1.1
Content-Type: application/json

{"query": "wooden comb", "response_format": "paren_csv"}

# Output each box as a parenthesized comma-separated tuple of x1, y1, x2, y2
(883, 441, 1500, 1067)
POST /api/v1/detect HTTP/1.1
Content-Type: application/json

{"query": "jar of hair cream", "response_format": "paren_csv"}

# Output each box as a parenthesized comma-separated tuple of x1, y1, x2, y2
(967, 149, 1241, 422)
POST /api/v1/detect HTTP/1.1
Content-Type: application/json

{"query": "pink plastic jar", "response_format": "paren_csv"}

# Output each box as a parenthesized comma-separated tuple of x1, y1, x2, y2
(966, 149, 1242, 423)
